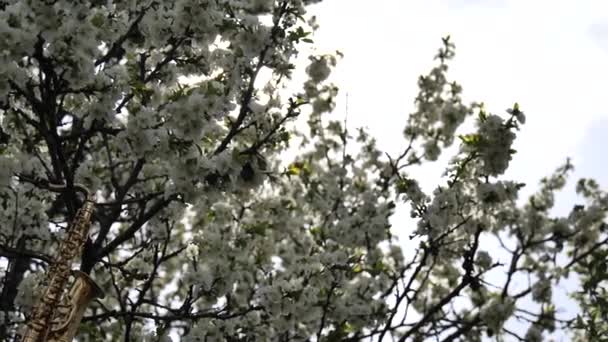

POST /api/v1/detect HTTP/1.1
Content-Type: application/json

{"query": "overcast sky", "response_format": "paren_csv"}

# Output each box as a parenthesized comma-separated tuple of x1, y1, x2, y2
(306, 0, 608, 191)
(301, 0, 608, 340)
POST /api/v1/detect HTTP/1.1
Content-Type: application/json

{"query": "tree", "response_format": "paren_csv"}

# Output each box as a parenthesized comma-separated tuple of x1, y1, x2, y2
(0, 0, 605, 341)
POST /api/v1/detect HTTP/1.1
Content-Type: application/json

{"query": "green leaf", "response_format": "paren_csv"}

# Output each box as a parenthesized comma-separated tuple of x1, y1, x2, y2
(287, 162, 302, 176)
(245, 223, 270, 236)
(310, 226, 324, 239)
(342, 322, 355, 333)
(286, 161, 311, 176)
(91, 13, 105, 28)
(396, 178, 413, 194)
(325, 322, 350, 342)
(279, 131, 290, 143)
(295, 96, 307, 105)
(370, 260, 386, 276)
(458, 134, 481, 146)
(513, 102, 520, 112)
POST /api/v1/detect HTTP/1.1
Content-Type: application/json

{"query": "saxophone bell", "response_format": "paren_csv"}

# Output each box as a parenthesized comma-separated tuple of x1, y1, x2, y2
(46, 271, 104, 342)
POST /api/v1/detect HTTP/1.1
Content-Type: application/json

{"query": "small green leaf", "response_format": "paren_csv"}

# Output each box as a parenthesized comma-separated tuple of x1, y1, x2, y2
(310, 226, 324, 239)
(458, 134, 481, 146)
(91, 13, 105, 28)
(370, 260, 386, 276)
(287, 162, 302, 176)
(286, 161, 311, 176)
(279, 131, 290, 142)
(342, 322, 355, 333)
(396, 178, 414, 194)
(245, 223, 269, 236)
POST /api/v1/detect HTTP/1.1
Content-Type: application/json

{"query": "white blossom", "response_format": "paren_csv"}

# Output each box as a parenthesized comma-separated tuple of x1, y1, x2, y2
(481, 298, 515, 333)
(476, 114, 516, 176)
(185, 242, 199, 260)
(306, 57, 331, 83)
(0, 1, 604, 341)
(525, 324, 543, 342)
(475, 251, 492, 270)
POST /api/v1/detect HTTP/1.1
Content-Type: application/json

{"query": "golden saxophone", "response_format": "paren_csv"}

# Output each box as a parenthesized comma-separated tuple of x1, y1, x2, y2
(21, 183, 104, 342)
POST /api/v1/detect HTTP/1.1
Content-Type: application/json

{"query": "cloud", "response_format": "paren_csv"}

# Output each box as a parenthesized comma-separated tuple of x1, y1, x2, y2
(575, 119, 608, 184)
(589, 20, 608, 53)
(439, 0, 507, 9)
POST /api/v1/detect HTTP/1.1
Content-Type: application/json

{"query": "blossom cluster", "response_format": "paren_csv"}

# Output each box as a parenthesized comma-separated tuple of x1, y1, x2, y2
(0, 1, 606, 341)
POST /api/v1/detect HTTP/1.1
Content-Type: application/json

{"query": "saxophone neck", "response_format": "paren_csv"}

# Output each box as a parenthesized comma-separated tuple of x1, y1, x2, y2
(72, 184, 94, 203)
(43, 181, 95, 204)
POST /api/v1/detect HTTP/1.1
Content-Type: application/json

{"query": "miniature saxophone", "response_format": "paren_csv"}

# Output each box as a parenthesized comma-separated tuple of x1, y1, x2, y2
(21, 184, 104, 342)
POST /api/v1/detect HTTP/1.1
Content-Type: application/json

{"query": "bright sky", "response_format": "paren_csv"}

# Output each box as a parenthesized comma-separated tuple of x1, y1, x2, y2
(306, 0, 608, 191)
(301, 0, 608, 340)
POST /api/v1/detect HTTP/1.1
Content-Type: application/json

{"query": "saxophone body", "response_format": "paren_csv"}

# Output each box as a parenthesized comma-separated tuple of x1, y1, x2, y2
(21, 187, 104, 342)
